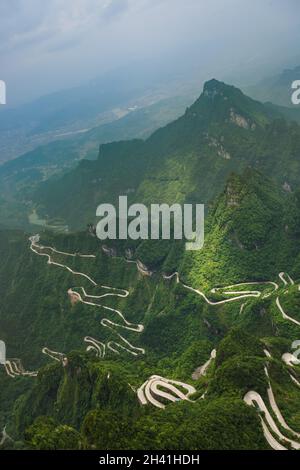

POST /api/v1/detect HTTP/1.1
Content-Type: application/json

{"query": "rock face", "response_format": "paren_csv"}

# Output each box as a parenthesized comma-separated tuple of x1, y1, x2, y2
(226, 183, 240, 207)
(209, 137, 231, 160)
(137, 260, 152, 276)
(229, 108, 256, 130)
(192, 349, 217, 380)
(125, 248, 134, 259)
(102, 245, 117, 257)
(203, 88, 220, 100)
(68, 289, 80, 306)
(87, 224, 96, 236)
(230, 109, 249, 129)
(283, 181, 292, 193)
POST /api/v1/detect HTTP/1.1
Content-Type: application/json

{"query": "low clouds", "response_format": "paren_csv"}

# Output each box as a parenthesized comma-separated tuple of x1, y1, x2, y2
(1, 0, 300, 105)
(102, 0, 130, 20)
(0, 0, 134, 54)
(0, 1, 170, 60)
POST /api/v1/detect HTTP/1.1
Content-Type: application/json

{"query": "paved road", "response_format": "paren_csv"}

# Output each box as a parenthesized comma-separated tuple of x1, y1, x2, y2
(163, 272, 278, 305)
(4, 359, 37, 378)
(137, 375, 196, 409)
(30, 234, 144, 358)
(265, 366, 300, 439)
(243, 391, 299, 450)
(282, 352, 300, 366)
(164, 271, 300, 329)
(244, 354, 300, 450)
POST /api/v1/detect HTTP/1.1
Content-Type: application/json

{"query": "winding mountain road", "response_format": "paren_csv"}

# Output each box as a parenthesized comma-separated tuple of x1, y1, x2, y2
(42, 347, 67, 365)
(276, 297, 300, 327)
(3, 235, 297, 450)
(265, 366, 300, 439)
(279, 272, 294, 287)
(163, 272, 278, 305)
(281, 352, 300, 388)
(244, 388, 300, 450)
(137, 375, 196, 409)
(3, 359, 37, 378)
(84, 336, 106, 358)
(164, 271, 300, 329)
(29, 235, 144, 358)
(244, 352, 300, 450)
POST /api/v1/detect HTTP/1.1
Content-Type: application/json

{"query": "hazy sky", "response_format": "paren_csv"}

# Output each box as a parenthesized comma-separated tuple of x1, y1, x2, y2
(1, 0, 300, 105)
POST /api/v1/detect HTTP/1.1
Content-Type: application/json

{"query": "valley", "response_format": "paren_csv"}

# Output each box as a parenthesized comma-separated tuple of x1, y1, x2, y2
(1, 80, 300, 451)
(1, 224, 300, 450)
(3, 0, 300, 457)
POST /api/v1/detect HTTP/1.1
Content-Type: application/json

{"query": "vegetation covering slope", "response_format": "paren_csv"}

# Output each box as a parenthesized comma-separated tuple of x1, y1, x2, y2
(33, 80, 300, 230)
(2, 81, 300, 450)
(0, 95, 189, 230)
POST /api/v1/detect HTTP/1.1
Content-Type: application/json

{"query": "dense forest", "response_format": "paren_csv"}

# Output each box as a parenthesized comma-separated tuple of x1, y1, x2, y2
(1, 81, 300, 450)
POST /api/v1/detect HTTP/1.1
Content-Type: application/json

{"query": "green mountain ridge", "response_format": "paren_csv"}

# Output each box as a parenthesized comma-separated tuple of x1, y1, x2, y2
(33, 79, 300, 230)
(0, 95, 191, 230)
(2, 80, 300, 450)
(2, 168, 300, 449)
(182, 169, 300, 288)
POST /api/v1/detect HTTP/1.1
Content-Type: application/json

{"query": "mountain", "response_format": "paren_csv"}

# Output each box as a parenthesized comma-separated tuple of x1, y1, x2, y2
(245, 65, 300, 107)
(33, 79, 300, 230)
(0, 63, 197, 163)
(2, 80, 300, 451)
(1, 169, 300, 450)
(182, 169, 300, 288)
(0, 95, 191, 230)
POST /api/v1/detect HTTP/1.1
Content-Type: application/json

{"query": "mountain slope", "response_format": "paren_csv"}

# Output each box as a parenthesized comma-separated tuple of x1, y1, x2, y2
(0, 61, 195, 163)
(2, 81, 300, 451)
(0, 95, 190, 230)
(182, 169, 300, 288)
(33, 79, 300, 230)
(2, 168, 300, 449)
